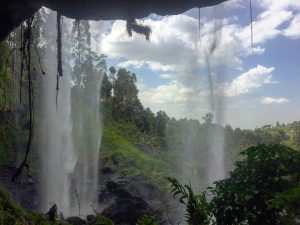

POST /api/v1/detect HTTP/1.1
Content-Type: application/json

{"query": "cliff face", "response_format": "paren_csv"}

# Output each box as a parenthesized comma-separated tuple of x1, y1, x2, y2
(0, 0, 227, 41)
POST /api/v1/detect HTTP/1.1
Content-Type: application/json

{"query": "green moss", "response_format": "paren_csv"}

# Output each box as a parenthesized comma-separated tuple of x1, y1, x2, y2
(0, 186, 118, 225)
(0, 187, 25, 225)
(0, 42, 15, 109)
(0, 187, 70, 225)
(0, 114, 16, 165)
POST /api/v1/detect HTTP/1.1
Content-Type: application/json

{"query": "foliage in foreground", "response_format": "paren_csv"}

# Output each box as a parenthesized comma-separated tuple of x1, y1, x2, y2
(168, 177, 209, 225)
(0, 187, 64, 225)
(136, 215, 159, 225)
(0, 187, 115, 225)
(169, 144, 300, 225)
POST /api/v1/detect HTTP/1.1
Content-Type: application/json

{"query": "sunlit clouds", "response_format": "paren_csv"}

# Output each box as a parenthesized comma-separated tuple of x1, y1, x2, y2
(225, 65, 276, 97)
(90, 0, 300, 127)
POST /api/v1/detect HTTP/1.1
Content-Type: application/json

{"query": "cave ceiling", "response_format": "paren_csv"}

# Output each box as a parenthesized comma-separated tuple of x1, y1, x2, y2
(0, 0, 228, 41)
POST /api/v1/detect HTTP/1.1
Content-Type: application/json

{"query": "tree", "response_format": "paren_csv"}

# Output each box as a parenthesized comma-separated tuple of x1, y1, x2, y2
(100, 72, 112, 102)
(71, 20, 106, 97)
(169, 144, 300, 225)
(210, 144, 300, 225)
(143, 107, 155, 134)
(154, 110, 169, 138)
(202, 113, 213, 125)
(112, 68, 140, 121)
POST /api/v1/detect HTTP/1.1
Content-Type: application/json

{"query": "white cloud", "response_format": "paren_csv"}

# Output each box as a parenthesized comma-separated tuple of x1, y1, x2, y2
(117, 60, 145, 69)
(97, 0, 299, 79)
(255, 0, 300, 11)
(89, 0, 300, 124)
(160, 74, 172, 79)
(225, 65, 276, 97)
(236, 8, 293, 49)
(138, 80, 210, 119)
(284, 14, 300, 39)
(139, 80, 200, 105)
(99, 17, 200, 73)
(261, 97, 290, 104)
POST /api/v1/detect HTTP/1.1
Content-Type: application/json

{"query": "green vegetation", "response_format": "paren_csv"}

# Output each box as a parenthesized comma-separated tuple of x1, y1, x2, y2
(100, 103, 170, 189)
(0, 42, 14, 110)
(168, 177, 209, 225)
(169, 144, 300, 225)
(0, 42, 20, 166)
(0, 187, 67, 225)
(136, 215, 159, 225)
(0, 113, 15, 165)
(0, 185, 115, 225)
(211, 144, 300, 225)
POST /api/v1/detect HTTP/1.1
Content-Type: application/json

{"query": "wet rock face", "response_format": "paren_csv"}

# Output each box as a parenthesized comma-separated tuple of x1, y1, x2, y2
(66, 216, 87, 225)
(102, 194, 156, 225)
(0, 165, 39, 211)
(100, 179, 159, 225)
(45, 204, 58, 221)
(98, 168, 167, 225)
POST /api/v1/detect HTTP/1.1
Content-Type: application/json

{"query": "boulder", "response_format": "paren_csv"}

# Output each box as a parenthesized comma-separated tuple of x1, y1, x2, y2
(45, 204, 57, 221)
(86, 215, 96, 222)
(102, 194, 156, 225)
(66, 216, 87, 225)
(98, 173, 165, 225)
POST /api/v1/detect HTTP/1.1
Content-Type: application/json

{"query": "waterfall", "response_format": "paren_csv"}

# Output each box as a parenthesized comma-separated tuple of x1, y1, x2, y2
(205, 57, 226, 185)
(38, 10, 103, 216)
(204, 5, 226, 185)
(176, 5, 226, 191)
(39, 37, 76, 215)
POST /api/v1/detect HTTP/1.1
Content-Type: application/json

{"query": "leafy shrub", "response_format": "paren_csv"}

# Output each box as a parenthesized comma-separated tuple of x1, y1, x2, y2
(210, 144, 300, 225)
(168, 177, 209, 225)
(0, 187, 70, 225)
(169, 144, 300, 225)
(136, 215, 159, 225)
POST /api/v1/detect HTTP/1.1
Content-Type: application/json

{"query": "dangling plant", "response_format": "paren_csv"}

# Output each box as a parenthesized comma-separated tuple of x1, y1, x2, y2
(167, 177, 210, 225)
(126, 18, 151, 41)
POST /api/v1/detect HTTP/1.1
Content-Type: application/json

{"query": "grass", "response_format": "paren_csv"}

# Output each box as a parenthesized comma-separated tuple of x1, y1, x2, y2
(100, 109, 171, 190)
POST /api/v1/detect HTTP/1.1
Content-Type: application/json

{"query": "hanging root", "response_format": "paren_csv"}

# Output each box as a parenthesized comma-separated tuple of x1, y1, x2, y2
(12, 16, 35, 182)
(250, 0, 253, 53)
(33, 43, 45, 75)
(75, 189, 81, 216)
(57, 12, 63, 77)
(19, 25, 24, 105)
(126, 18, 151, 41)
(56, 12, 63, 106)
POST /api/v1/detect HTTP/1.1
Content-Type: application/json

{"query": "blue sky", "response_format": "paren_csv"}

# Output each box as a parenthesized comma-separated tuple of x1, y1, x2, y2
(90, 0, 300, 128)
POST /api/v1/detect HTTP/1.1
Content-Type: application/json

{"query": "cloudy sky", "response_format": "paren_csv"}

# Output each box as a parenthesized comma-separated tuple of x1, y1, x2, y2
(90, 0, 300, 128)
